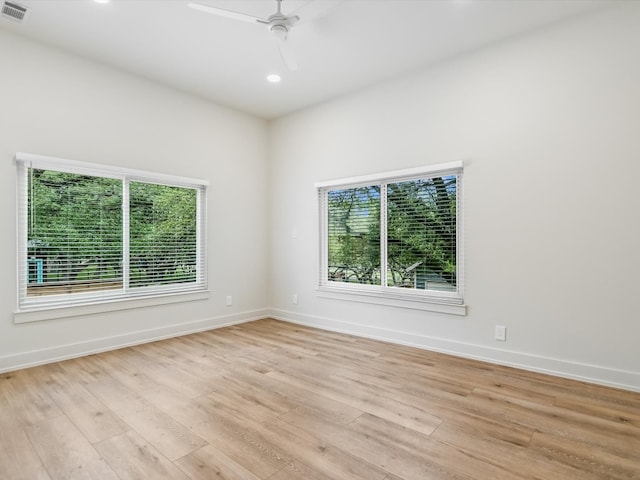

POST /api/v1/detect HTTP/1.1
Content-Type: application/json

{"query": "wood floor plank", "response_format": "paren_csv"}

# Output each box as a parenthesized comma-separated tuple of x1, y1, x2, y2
(118, 371, 214, 429)
(0, 369, 63, 427)
(197, 394, 389, 480)
(204, 369, 297, 420)
(58, 356, 111, 384)
(48, 382, 129, 445)
(226, 365, 364, 425)
(94, 430, 190, 480)
(85, 376, 207, 461)
(190, 409, 293, 479)
(30, 365, 129, 444)
(266, 365, 444, 436)
(78, 352, 214, 431)
(553, 393, 640, 426)
(175, 444, 262, 480)
(0, 412, 51, 480)
(341, 413, 526, 480)
(226, 327, 323, 359)
(25, 415, 119, 480)
(467, 387, 640, 457)
(529, 431, 640, 480)
(282, 409, 480, 480)
(258, 417, 389, 480)
(266, 464, 335, 480)
(431, 420, 604, 480)
(102, 345, 222, 399)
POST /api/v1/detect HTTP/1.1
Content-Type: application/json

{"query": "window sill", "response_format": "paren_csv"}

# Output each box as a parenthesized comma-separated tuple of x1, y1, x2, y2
(14, 290, 211, 324)
(317, 285, 466, 316)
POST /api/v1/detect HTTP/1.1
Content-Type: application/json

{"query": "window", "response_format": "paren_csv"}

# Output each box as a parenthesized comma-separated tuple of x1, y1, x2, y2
(16, 153, 207, 311)
(317, 161, 463, 310)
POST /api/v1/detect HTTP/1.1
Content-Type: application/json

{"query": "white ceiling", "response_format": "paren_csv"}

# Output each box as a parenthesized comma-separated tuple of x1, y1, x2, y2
(0, 0, 613, 119)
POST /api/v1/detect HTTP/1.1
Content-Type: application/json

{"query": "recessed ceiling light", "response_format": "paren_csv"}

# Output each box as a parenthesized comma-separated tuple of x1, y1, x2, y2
(94, 0, 110, 4)
(266, 74, 281, 83)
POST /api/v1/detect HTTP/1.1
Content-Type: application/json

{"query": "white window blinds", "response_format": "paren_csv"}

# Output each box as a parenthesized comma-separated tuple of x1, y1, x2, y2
(16, 153, 208, 310)
(385, 176, 458, 292)
(318, 161, 463, 306)
(327, 185, 381, 285)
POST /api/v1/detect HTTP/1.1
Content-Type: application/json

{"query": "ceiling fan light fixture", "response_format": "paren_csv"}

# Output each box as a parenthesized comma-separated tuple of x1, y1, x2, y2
(270, 24, 288, 41)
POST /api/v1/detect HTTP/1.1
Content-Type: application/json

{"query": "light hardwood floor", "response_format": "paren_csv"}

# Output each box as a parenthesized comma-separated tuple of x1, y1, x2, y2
(0, 318, 638, 479)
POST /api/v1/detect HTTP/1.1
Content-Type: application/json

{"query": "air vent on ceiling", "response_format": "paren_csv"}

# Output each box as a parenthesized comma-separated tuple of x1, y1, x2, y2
(1, 1, 27, 22)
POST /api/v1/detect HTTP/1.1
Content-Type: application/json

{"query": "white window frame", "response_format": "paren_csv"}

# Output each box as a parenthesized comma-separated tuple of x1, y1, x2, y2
(316, 161, 465, 315)
(15, 152, 209, 322)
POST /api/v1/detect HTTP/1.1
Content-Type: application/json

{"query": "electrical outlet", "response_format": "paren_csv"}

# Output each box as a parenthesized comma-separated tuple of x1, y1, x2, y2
(494, 325, 506, 341)
(292, 293, 298, 305)
(226, 295, 232, 306)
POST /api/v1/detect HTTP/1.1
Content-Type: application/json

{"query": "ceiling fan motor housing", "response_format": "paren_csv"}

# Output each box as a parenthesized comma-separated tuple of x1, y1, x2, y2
(270, 23, 289, 40)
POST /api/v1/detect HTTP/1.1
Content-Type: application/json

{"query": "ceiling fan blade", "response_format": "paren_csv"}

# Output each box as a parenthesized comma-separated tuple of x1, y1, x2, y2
(187, 2, 268, 25)
(291, 0, 343, 24)
(276, 37, 298, 71)
(287, 15, 300, 27)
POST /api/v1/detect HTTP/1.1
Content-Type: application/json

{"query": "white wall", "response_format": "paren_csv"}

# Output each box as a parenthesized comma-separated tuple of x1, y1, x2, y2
(268, 3, 640, 391)
(0, 29, 269, 370)
(2, 4, 639, 392)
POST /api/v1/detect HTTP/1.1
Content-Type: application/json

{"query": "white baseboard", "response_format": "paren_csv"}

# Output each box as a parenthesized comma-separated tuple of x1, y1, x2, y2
(268, 309, 640, 393)
(0, 309, 269, 374)
(5, 307, 638, 393)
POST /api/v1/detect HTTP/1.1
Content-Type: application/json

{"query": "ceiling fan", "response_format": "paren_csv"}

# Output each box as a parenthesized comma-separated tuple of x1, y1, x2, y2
(188, 0, 332, 71)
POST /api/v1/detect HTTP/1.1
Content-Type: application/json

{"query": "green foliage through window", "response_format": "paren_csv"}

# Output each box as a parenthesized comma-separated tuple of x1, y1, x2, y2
(130, 182, 197, 287)
(386, 176, 457, 291)
(324, 174, 458, 294)
(26, 168, 201, 298)
(327, 186, 381, 285)
(28, 169, 123, 295)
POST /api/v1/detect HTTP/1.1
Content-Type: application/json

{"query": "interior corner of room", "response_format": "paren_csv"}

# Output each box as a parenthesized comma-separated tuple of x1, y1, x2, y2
(0, 0, 638, 396)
